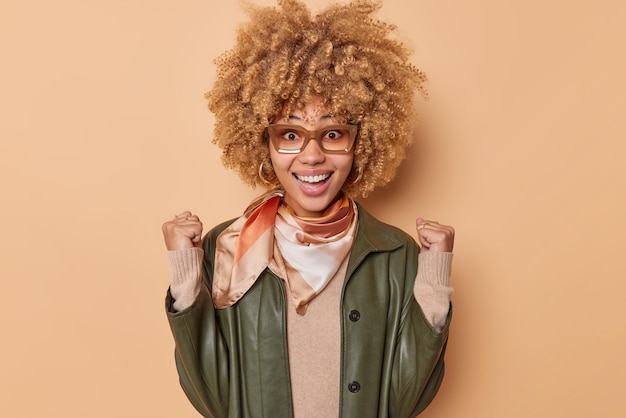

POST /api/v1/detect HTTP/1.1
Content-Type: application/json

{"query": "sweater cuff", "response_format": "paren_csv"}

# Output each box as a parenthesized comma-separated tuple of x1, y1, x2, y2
(167, 247, 204, 312)
(416, 251, 453, 286)
(414, 251, 454, 333)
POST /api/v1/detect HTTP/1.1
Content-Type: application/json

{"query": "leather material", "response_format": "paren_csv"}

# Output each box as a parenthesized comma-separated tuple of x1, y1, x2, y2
(166, 204, 451, 418)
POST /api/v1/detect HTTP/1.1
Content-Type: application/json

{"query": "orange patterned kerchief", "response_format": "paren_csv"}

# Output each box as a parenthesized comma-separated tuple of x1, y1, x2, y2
(212, 190, 357, 314)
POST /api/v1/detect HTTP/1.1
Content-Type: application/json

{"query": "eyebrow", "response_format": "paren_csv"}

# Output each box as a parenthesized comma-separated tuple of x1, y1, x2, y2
(285, 114, 333, 122)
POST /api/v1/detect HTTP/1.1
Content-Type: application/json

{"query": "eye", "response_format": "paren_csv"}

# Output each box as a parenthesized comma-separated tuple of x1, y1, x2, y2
(324, 130, 343, 141)
(283, 131, 299, 141)
(274, 128, 304, 142)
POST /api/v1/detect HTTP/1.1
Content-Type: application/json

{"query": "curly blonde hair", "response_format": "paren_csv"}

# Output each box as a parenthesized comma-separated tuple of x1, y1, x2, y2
(206, 0, 427, 197)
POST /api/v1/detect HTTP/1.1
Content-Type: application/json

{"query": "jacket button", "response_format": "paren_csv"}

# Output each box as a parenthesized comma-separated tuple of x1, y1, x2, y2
(348, 310, 360, 322)
(348, 381, 361, 393)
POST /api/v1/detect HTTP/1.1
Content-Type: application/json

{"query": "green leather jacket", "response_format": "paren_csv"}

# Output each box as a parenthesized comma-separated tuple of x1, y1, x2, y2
(166, 204, 451, 418)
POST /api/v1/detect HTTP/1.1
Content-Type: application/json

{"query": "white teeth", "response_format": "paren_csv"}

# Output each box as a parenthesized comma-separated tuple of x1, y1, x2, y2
(296, 173, 330, 183)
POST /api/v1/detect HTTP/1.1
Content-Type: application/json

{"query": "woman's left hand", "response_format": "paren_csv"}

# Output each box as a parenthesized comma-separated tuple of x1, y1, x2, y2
(415, 218, 455, 252)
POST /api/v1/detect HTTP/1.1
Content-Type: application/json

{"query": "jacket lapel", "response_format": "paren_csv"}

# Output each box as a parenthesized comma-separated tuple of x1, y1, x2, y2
(345, 203, 404, 280)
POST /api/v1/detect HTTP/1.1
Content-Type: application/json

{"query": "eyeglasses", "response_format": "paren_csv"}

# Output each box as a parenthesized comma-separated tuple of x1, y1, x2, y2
(267, 124, 357, 154)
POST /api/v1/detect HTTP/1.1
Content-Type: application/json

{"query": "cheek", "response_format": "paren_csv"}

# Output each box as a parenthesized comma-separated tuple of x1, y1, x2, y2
(269, 148, 293, 173)
(336, 154, 354, 175)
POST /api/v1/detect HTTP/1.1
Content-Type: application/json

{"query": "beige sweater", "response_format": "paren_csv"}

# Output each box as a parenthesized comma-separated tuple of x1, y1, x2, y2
(167, 247, 453, 417)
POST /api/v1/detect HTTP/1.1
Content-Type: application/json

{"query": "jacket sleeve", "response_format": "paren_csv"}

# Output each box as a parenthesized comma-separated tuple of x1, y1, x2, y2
(390, 239, 452, 418)
(165, 221, 233, 418)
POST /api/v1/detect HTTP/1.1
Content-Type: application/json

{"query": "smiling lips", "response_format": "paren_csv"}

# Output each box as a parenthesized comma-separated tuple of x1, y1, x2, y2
(293, 172, 333, 194)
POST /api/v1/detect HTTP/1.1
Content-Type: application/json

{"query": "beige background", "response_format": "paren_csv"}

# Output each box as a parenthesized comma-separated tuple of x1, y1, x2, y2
(1, 0, 624, 417)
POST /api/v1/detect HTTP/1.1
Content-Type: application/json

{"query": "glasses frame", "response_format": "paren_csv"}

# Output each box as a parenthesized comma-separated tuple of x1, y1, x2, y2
(267, 124, 358, 154)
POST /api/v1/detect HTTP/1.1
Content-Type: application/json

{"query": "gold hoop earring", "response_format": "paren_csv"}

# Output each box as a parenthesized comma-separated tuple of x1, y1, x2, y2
(346, 166, 363, 185)
(258, 161, 274, 185)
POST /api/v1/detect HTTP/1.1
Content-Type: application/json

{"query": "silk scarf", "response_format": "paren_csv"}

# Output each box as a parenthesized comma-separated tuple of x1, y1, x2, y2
(212, 190, 357, 314)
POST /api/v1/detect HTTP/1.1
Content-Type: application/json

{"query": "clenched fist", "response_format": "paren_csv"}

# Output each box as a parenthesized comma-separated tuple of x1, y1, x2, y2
(162, 211, 203, 251)
(416, 218, 455, 253)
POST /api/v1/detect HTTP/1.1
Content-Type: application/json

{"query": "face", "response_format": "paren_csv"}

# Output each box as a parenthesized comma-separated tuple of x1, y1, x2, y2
(269, 97, 354, 217)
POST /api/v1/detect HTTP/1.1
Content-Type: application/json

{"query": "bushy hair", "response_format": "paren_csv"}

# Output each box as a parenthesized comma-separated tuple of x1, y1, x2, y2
(206, 0, 427, 197)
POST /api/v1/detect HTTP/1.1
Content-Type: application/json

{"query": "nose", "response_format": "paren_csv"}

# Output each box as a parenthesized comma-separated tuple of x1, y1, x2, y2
(298, 137, 325, 164)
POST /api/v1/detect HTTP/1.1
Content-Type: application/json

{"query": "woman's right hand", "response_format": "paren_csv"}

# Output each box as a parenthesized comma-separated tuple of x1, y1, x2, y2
(161, 211, 203, 251)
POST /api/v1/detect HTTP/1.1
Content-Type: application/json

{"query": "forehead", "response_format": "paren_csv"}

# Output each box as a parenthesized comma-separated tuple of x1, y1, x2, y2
(276, 97, 333, 124)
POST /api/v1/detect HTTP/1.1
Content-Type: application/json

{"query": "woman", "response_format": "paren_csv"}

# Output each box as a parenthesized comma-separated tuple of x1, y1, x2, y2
(162, 1, 455, 417)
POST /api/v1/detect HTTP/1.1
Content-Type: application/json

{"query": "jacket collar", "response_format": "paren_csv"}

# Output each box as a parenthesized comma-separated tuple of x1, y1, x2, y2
(346, 202, 404, 276)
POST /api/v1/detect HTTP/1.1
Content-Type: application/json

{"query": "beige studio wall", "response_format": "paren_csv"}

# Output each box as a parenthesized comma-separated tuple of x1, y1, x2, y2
(1, 0, 624, 417)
